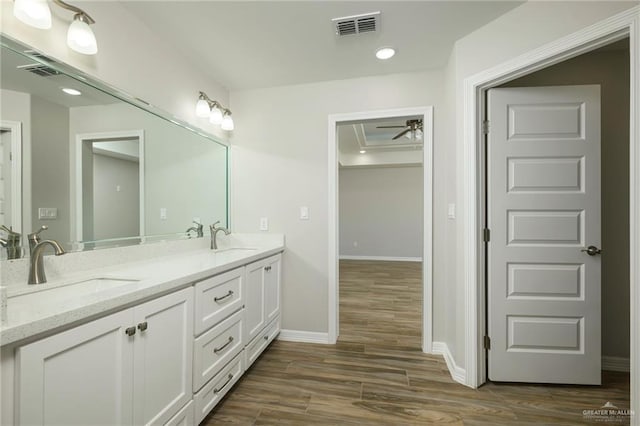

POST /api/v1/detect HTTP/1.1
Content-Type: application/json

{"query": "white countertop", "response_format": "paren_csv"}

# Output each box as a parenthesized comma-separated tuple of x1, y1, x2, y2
(0, 238, 284, 347)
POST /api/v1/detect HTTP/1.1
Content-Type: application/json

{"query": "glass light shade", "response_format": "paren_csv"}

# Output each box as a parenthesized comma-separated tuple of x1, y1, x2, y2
(375, 47, 395, 60)
(415, 128, 423, 140)
(221, 115, 234, 131)
(13, 0, 52, 29)
(195, 99, 210, 117)
(67, 17, 98, 55)
(209, 106, 223, 124)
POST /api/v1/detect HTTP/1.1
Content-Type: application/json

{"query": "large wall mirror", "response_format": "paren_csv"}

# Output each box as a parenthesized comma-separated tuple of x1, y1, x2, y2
(0, 35, 228, 259)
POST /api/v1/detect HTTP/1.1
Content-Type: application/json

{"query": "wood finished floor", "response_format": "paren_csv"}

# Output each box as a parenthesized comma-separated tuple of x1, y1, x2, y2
(202, 260, 630, 425)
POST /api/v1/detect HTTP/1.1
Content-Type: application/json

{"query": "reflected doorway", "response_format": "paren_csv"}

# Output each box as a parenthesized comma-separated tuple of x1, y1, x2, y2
(75, 130, 145, 242)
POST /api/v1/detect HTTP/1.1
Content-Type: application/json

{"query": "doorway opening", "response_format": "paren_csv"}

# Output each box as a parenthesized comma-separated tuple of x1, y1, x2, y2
(328, 107, 433, 351)
(337, 115, 424, 349)
(0, 120, 22, 238)
(74, 130, 145, 244)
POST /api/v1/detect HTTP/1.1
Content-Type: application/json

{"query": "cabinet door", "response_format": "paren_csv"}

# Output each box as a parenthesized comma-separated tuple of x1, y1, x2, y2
(133, 287, 194, 426)
(264, 255, 281, 324)
(244, 260, 266, 342)
(16, 309, 134, 425)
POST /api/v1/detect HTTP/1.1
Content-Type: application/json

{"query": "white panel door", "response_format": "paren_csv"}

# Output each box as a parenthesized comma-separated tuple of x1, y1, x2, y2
(17, 309, 135, 425)
(133, 287, 194, 426)
(488, 85, 601, 384)
(264, 254, 282, 324)
(244, 260, 266, 342)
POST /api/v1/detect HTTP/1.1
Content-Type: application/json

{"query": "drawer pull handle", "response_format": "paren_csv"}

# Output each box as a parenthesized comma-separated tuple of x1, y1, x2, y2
(214, 336, 234, 353)
(214, 373, 234, 394)
(137, 321, 148, 332)
(125, 326, 136, 336)
(214, 290, 234, 303)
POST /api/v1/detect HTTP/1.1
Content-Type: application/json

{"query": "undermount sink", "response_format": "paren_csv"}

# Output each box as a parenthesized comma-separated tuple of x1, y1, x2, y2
(213, 247, 258, 254)
(8, 277, 140, 306)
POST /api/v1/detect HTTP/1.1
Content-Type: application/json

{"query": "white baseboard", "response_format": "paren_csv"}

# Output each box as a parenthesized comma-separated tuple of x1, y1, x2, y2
(432, 341, 466, 385)
(602, 356, 630, 372)
(339, 255, 423, 262)
(277, 329, 330, 344)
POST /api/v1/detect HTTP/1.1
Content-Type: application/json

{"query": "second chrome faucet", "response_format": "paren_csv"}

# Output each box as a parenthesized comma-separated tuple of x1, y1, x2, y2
(210, 221, 230, 250)
(28, 226, 66, 285)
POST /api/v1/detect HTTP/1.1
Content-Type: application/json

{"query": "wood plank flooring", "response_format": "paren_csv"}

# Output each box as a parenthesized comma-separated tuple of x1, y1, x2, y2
(202, 260, 630, 425)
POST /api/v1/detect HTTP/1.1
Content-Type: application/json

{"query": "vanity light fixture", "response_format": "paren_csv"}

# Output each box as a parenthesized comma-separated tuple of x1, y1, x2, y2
(61, 87, 81, 95)
(12, 0, 98, 55)
(375, 47, 395, 60)
(196, 91, 234, 131)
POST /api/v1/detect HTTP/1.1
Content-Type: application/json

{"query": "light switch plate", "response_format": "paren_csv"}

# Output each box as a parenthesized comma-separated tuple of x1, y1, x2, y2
(447, 203, 456, 219)
(259, 217, 269, 231)
(160, 208, 167, 220)
(38, 207, 58, 220)
(300, 206, 309, 220)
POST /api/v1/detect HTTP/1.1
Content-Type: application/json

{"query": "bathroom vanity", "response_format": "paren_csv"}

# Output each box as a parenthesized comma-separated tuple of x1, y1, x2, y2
(0, 234, 284, 425)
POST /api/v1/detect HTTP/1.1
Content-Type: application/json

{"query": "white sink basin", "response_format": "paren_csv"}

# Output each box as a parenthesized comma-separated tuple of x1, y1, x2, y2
(213, 247, 258, 254)
(9, 277, 140, 306)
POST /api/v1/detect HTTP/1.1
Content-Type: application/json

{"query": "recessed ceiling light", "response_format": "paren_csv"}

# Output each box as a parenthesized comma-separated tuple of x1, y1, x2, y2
(375, 47, 395, 60)
(360, 150, 366, 154)
(62, 87, 81, 96)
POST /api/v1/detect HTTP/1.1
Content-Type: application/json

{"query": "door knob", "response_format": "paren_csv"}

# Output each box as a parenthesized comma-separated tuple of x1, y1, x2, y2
(581, 245, 602, 256)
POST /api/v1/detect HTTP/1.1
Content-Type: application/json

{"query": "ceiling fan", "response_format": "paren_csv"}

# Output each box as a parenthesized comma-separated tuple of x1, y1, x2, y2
(377, 119, 423, 140)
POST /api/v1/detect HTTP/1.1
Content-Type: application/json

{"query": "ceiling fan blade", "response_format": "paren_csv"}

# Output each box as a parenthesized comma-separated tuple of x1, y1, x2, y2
(392, 128, 411, 140)
(376, 125, 406, 129)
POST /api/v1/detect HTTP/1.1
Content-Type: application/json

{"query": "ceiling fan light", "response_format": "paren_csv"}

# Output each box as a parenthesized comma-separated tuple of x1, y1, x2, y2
(13, 0, 52, 29)
(195, 99, 210, 117)
(221, 114, 234, 131)
(209, 106, 223, 125)
(67, 14, 98, 55)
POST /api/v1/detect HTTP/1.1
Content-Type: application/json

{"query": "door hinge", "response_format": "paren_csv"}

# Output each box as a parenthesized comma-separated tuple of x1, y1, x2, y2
(482, 120, 490, 134)
(483, 335, 491, 350)
(483, 228, 490, 242)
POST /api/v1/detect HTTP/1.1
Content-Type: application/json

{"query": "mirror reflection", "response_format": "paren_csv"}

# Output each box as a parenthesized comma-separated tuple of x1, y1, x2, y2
(0, 37, 228, 259)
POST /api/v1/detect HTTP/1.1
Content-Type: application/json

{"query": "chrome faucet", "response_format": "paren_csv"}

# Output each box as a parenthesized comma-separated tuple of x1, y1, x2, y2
(186, 221, 204, 238)
(28, 229, 66, 284)
(210, 221, 230, 250)
(1, 225, 22, 259)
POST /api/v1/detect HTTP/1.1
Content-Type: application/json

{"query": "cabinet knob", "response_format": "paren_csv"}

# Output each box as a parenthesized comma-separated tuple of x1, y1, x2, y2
(264, 266, 271, 272)
(125, 326, 136, 336)
(264, 335, 269, 341)
(137, 321, 148, 332)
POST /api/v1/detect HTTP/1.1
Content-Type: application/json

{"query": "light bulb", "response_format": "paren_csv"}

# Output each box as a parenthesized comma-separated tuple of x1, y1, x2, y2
(415, 129, 423, 141)
(67, 15, 98, 55)
(221, 114, 234, 131)
(209, 106, 223, 125)
(375, 47, 395, 60)
(195, 99, 210, 117)
(13, 0, 52, 29)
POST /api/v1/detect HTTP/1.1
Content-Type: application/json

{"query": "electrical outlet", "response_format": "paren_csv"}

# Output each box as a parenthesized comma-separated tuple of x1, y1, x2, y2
(160, 208, 167, 220)
(300, 206, 309, 220)
(259, 217, 268, 231)
(447, 203, 456, 219)
(38, 207, 58, 220)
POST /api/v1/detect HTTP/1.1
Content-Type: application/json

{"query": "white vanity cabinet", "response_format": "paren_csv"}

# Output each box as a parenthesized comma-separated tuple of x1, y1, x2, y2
(244, 254, 281, 369)
(15, 287, 193, 426)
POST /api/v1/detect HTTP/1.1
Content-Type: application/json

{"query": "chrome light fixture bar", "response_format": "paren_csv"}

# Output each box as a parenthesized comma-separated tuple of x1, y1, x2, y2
(12, 0, 98, 55)
(196, 91, 234, 131)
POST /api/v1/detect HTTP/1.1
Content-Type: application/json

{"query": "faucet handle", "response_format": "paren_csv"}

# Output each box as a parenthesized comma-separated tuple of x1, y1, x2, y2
(28, 225, 48, 241)
(1, 225, 20, 237)
(210, 221, 221, 231)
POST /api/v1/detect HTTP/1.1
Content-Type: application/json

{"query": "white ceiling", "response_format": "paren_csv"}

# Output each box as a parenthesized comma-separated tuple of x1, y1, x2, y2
(121, 1, 523, 91)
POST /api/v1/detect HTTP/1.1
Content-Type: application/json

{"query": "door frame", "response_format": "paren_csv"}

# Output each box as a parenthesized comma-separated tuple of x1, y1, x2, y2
(0, 120, 22, 235)
(73, 130, 145, 242)
(328, 106, 434, 352)
(463, 4, 639, 405)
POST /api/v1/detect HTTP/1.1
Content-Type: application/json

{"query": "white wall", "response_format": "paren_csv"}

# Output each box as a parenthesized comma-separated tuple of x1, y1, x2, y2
(93, 154, 140, 240)
(501, 48, 630, 360)
(230, 70, 445, 333)
(447, 1, 637, 369)
(339, 166, 423, 259)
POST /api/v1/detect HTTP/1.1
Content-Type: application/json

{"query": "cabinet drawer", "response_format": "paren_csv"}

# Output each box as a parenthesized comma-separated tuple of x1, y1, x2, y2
(193, 309, 243, 391)
(194, 268, 244, 336)
(245, 316, 280, 371)
(193, 353, 243, 424)
(164, 400, 194, 426)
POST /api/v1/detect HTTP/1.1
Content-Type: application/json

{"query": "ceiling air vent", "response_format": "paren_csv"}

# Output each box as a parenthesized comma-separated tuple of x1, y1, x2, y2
(332, 11, 380, 36)
(17, 63, 60, 77)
